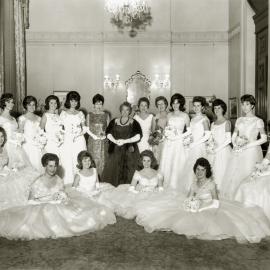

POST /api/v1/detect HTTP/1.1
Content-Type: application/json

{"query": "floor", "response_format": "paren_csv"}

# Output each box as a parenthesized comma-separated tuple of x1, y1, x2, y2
(0, 217, 270, 270)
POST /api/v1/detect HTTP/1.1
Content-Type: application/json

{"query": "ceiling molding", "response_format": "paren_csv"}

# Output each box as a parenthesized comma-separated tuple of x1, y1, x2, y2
(26, 30, 229, 45)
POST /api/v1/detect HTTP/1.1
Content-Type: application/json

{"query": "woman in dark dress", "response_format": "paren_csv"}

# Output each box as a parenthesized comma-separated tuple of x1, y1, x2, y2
(102, 102, 142, 187)
(87, 94, 109, 176)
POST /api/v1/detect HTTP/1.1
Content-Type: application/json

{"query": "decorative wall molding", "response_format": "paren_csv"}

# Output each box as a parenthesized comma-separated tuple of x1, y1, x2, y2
(228, 24, 241, 41)
(26, 30, 229, 45)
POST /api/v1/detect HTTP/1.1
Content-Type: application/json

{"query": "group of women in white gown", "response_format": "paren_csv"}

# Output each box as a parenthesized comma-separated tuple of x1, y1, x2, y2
(0, 90, 270, 244)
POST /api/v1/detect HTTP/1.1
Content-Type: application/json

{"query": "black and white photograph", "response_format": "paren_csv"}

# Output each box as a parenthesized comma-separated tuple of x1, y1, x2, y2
(0, 0, 270, 269)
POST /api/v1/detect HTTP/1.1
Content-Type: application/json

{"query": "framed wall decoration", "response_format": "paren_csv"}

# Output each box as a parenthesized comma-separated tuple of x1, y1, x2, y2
(53, 90, 69, 107)
(228, 97, 238, 119)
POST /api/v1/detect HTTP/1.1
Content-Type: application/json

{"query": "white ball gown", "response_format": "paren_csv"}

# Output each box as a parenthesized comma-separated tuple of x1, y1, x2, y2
(133, 114, 153, 152)
(207, 121, 232, 190)
(235, 162, 270, 220)
(99, 170, 172, 219)
(220, 117, 264, 199)
(0, 115, 30, 169)
(0, 148, 39, 210)
(44, 112, 63, 157)
(178, 116, 209, 194)
(60, 111, 87, 185)
(159, 112, 189, 190)
(19, 115, 43, 173)
(0, 174, 116, 240)
(66, 168, 114, 202)
(135, 179, 270, 243)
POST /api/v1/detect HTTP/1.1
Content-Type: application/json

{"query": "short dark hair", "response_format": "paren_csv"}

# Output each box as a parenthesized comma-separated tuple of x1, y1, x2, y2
(0, 127, 7, 147)
(155, 96, 168, 108)
(41, 153, 59, 167)
(192, 96, 207, 107)
(137, 150, 158, 170)
(138, 97, 150, 108)
(92, 94, 104, 105)
(76, 150, 96, 170)
(119, 101, 132, 114)
(64, 91, 81, 109)
(212, 99, 227, 115)
(0, 93, 13, 109)
(193, 157, 212, 179)
(23, 96, 37, 110)
(44, 95, 60, 110)
(170, 93, 185, 112)
(240, 94, 256, 107)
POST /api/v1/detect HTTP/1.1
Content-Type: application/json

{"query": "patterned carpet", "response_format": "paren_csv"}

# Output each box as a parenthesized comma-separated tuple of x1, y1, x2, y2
(0, 217, 270, 270)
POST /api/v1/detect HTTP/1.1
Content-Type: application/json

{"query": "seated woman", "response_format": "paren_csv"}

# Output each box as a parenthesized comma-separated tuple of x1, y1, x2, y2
(68, 150, 113, 198)
(0, 153, 116, 240)
(135, 158, 270, 244)
(235, 145, 270, 220)
(0, 127, 39, 210)
(100, 150, 166, 219)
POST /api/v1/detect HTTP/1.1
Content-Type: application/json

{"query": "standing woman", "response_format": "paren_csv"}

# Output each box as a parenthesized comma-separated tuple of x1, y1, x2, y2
(0, 93, 30, 169)
(102, 101, 142, 187)
(178, 96, 211, 195)
(133, 97, 153, 153)
(87, 94, 109, 176)
(150, 96, 168, 163)
(207, 99, 232, 190)
(18, 96, 43, 173)
(40, 95, 63, 158)
(159, 93, 190, 190)
(60, 91, 87, 185)
(221, 94, 267, 199)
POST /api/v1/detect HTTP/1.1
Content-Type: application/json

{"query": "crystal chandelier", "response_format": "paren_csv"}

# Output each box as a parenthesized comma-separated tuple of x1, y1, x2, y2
(105, 0, 152, 37)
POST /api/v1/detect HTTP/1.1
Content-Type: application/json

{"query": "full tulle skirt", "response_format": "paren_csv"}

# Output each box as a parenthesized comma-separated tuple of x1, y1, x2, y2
(0, 193, 116, 240)
(235, 173, 270, 221)
(207, 145, 232, 190)
(99, 184, 178, 219)
(5, 141, 31, 169)
(220, 146, 263, 200)
(0, 167, 40, 210)
(178, 143, 207, 195)
(159, 138, 187, 190)
(22, 141, 44, 173)
(135, 197, 270, 243)
(60, 135, 87, 185)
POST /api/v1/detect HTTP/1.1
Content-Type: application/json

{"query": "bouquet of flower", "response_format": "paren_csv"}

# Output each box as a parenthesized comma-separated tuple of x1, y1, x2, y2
(148, 127, 164, 146)
(54, 124, 65, 147)
(164, 126, 177, 140)
(233, 135, 249, 153)
(182, 133, 193, 148)
(250, 160, 270, 180)
(71, 124, 82, 141)
(206, 135, 216, 154)
(33, 128, 47, 149)
(183, 196, 201, 212)
(52, 191, 68, 203)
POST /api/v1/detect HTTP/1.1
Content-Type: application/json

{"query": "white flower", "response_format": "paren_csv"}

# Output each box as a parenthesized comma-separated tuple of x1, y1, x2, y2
(233, 135, 249, 153)
(206, 135, 216, 154)
(164, 126, 177, 139)
(183, 196, 201, 212)
(182, 133, 193, 148)
(33, 128, 47, 149)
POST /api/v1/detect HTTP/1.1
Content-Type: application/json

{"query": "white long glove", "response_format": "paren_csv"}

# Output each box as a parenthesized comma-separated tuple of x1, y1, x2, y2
(82, 126, 99, 140)
(124, 134, 141, 144)
(215, 132, 231, 153)
(198, 199, 220, 212)
(168, 127, 191, 141)
(191, 130, 211, 148)
(107, 134, 117, 144)
(246, 134, 267, 149)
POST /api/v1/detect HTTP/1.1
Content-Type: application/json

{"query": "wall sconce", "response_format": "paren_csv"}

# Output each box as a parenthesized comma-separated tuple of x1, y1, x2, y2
(104, 74, 120, 90)
(152, 74, 171, 89)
